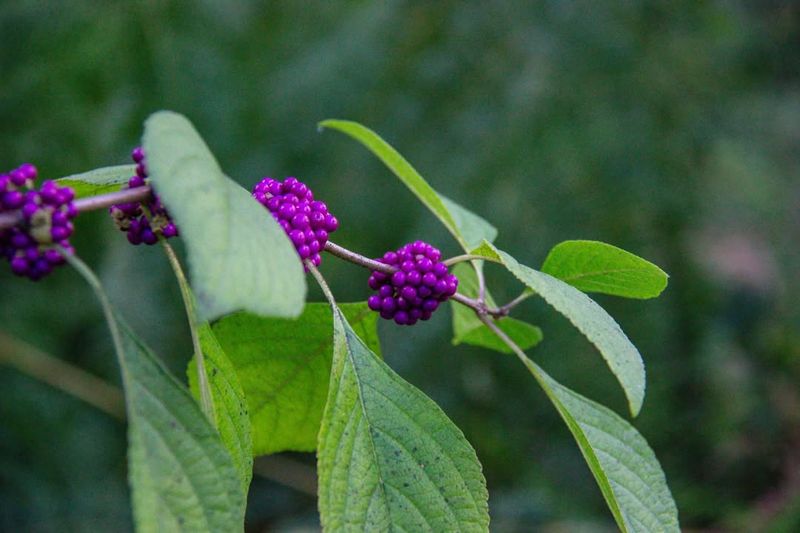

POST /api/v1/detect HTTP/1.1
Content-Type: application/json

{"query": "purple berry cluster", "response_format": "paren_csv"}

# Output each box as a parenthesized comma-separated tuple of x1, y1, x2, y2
(252, 177, 338, 268)
(0, 164, 77, 280)
(367, 241, 458, 325)
(109, 147, 178, 245)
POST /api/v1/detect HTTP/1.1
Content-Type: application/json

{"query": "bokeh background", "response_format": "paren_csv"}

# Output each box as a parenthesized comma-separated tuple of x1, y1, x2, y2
(1, 1, 798, 531)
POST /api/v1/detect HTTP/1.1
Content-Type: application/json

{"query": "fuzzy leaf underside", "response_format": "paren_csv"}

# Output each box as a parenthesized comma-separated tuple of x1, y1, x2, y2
(521, 354, 679, 532)
(450, 263, 542, 354)
(188, 323, 253, 493)
(542, 240, 668, 299)
(470, 241, 646, 417)
(317, 305, 490, 532)
(319, 119, 496, 251)
(143, 110, 305, 321)
(56, 164, 136, 198)
(212, 303, 380, 456)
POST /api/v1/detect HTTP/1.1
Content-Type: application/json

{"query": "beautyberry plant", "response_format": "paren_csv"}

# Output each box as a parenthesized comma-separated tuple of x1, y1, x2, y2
(1, 111, 680, 532)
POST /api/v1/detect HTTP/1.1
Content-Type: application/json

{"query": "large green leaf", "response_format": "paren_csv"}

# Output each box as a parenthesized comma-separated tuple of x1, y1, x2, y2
(470, 241, 646, 417)
(212, 303, 380, 456)
(188, 323, 253, 493)
(542, 240, 668, 299)
(56, 164, 136, 198)
(67, 255, 245, 532)
(320, 119, 496, 251)
(450, 263, 542, 354)
(143, 111, 305, 320)
(317, 303, 490, 532)
(520, 353, 679, 532)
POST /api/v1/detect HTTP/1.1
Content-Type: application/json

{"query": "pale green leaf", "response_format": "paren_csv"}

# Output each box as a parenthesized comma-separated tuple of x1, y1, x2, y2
(471, 240, 646, 417)
(521, 354, 679, 532)
(542, 240, 668, 299)
(450, 264, 542, 354)
(56, 164, 136, 198)
(143, 111, 306, 320)
(212, 303, 380, 456)
(67, 253, 245, 532)
(120, 320, 245, 532)
(317, 305, 490, 532)
(320, 119, 497, 251)
(188, 323, 253, 493)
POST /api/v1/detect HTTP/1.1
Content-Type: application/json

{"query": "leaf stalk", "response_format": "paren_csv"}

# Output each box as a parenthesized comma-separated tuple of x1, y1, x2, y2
(160, 240, 216, 424)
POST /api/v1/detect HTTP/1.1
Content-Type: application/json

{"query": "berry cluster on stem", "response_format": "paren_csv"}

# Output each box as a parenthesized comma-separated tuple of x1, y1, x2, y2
(0, 155, 531, 325)
(253, 177, 338, 268)
(367, 240, 458, 325)
(0, 164, 77, 280)
(109, 147, 178, 245)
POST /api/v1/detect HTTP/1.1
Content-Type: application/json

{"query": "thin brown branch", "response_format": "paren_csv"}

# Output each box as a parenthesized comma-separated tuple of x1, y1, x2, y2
(253, 455, 318, 497)
(0, 186, 153, 231)
(0, 330, 126, 420)
(323, 241, 396, 274)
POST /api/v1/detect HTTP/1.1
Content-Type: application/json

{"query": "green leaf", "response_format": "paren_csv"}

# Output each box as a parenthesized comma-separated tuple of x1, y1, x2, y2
(521, 354, 679, 532)
(471, 241, 646, 417)
(320, 119, 496, 251)
(188, 323, 253, 493)
(439, 195, 498, 250)
(541, 240, 669, 299)
(212, 303, 380, 456)
(450, 264, 542, 354)
(317, 304, 490, 532)
(143, 111, 306, 321)
(66, 254, 245, 532)
(56, 165, 136, 198)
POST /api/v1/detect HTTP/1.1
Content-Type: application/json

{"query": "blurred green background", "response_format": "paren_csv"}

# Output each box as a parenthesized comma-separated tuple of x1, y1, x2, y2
(1, 1, 798, 531)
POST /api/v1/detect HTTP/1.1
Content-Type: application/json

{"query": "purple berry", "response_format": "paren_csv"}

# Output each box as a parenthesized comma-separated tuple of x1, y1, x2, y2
(51, 225, 70, 241)
(400, 286, 417, 301)
(434, 279, 449, 295)
(394, 311, 409, 325)
(378, 285, 393, 298)
(162, 223, 178, 238)
(44, 248, 65, 265)
(9, 170, 27, 187)
(367, 295, 381, 311)
(141, 227, 158, 245)
(391, 271, 406, 286)
(10, 256, 28, 275)
(432, 262, 448, 277)
(291, 213, 310, 229)
(131, 147, 145, 163)
(3, 190, 24, 209)
(19, 163, 37, 180)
